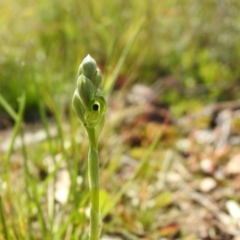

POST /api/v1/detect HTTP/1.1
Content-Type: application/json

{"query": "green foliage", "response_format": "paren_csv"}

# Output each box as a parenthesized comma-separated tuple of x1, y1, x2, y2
(1, 0, 240, 119)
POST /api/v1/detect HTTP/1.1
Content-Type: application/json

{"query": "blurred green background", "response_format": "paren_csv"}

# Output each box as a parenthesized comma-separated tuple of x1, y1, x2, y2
(1, 0, 240, 121)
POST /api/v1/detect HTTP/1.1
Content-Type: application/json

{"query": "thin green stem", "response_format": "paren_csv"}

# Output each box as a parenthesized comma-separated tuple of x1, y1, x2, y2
(86, 128, 101, 240)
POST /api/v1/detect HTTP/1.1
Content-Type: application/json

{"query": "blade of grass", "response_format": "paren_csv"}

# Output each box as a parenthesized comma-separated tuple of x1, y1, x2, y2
(102, 130, 162, 218)
(41, 90, 69, 164)
(53, 190, 90, 240)
(0, 196, 9, 240)
(13, 189, 31, 240)
(13, 83, 49, 235)
(19, 130, 33, 240)
(32, 73, 57, 233)
(103, 17, 145, 96)
(157, 149, 175, 190)
(33, 73, 77, 235)
(0, 93, 18, 121)
(68, 104, 81, 203)
(27, 173, 48, 235)
(3, 93, 26, 179)
(38, 100, 56, 232)
(53, 213, 76, 240)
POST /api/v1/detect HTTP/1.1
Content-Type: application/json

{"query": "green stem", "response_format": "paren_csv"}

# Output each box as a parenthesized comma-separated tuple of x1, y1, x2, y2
(86, 128, 101, 240)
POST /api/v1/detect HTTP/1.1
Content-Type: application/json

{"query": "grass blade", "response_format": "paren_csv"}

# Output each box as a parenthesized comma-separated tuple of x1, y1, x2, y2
(102, 131, 162, 217)
(103, 17, 145, 95)
(3, 93, 26, 179)
(0, 196, 9, 240)
(0, 94, 18, 121)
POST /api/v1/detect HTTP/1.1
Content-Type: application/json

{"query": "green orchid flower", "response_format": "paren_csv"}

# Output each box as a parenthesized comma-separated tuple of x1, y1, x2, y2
(72, 55, 106, 240)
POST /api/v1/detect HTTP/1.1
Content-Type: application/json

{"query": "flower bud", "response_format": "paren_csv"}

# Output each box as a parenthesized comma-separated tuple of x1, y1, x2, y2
(77, 74, 96, 108)
(92, 69, 102, 88)
(72, 90, 86, 125)
(79, 54, 97, 80)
